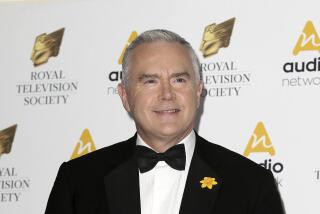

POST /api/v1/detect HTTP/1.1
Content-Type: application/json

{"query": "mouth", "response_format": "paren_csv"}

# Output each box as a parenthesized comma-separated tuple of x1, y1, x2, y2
(153, 109, 180, 114)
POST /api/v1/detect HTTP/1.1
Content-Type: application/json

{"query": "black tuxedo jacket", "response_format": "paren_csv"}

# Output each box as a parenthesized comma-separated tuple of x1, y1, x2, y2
(45, 133, 284, 214)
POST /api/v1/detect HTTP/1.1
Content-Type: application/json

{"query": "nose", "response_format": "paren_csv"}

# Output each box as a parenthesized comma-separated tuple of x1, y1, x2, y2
(159, 80, 175, 101)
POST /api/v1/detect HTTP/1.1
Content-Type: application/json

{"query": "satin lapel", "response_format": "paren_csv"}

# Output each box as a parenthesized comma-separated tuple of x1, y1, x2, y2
(103, 137, 140, 214)
(179, 136, 222, 214)
(104, 157, 140, 214)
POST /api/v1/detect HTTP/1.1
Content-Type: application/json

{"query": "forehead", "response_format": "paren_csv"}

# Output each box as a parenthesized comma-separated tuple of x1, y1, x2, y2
(129, 41, 194, 74)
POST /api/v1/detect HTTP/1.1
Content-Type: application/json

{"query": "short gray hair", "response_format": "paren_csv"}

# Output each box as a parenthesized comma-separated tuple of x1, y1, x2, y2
(121, 29, 201, 87)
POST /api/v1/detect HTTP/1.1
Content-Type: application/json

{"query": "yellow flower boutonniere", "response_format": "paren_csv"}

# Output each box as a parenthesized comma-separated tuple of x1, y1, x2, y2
(200, 177, 218, 189)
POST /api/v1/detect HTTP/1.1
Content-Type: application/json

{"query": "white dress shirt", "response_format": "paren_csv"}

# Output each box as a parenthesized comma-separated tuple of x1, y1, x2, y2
(136, 131, 196, 214)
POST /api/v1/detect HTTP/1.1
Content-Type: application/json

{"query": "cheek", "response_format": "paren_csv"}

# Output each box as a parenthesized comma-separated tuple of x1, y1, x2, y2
(130, 92, 152, 113)
(182, 88, 198, 103)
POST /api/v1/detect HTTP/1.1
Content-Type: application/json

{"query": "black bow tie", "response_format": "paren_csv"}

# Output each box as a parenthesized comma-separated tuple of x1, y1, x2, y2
(135, 144, 186, 173)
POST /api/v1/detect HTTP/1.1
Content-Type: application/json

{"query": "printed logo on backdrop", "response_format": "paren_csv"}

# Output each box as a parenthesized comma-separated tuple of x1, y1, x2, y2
(199, 18, 251, 98)
(244, 122, 275, 157)
(16, 28, 79, 105)
(244, 122, 284, 187)
(292, 21, 320, 56)
(70, 129, 96, 160)
(107, 31, 138, 95)
(31, 28, 65, 67)
(0, 125, 17, 157)
(282, 21, 320, 87)
(0, 125, 31, 202)
(315, 169, 320, 182)
(200, 18, 235, 58)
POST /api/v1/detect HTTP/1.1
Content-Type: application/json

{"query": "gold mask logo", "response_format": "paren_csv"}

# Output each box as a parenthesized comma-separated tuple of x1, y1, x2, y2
(70, 129, 96, 160)
(243, 122, 275, 157)
(200, 17, 236, 58)
(118, 31, 138, 64)
(293, 21, 320, 55)
(31, 28, 65, 67)
(0, 124, 17, 157)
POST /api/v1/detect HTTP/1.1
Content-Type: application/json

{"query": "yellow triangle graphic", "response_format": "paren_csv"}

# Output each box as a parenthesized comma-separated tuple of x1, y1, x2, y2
(293, 21, 320, 55)
(243, 122, 275, 157)
(118, 31, 138, 65)
(70, 129, 96, 160)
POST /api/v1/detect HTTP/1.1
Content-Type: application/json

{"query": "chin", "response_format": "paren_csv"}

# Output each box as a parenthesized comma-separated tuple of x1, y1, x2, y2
(156, 125, 189, 137)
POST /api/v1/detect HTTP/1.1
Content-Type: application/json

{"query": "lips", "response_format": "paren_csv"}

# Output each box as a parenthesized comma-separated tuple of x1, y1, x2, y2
(153, 108, 180, 114)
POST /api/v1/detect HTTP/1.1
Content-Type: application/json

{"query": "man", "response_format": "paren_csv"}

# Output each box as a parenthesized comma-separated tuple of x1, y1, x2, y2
(45, 29, 284, 214)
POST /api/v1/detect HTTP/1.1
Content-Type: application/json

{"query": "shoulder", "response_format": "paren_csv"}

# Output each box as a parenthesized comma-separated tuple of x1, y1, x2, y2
(195, 135, 283, 212)
(196, 134, 271, 179)
(62, 134, 137, 176)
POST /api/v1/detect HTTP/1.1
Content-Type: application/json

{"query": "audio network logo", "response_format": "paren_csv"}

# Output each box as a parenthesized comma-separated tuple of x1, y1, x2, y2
(244, 122, 275, 157)
(107, 31, 138, 95)
(16, 28, 79, 106)
(31, 28, 65, 67)
(282, 21, 320, 87)
(293, 21, 320, 56)
(244, 122, 284, 187)
(0, 124, 17, 157)
(70, 129, 96, 160)
(199, 18, 251, 98)
(118, 31, 138, 65)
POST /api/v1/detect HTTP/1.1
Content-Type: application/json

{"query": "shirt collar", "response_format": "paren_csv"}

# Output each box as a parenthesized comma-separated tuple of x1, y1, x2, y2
(136, 130, 196, 171)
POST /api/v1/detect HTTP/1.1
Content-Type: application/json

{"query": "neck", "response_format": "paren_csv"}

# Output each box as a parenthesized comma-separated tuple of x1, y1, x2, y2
(137, 128, 193, 153)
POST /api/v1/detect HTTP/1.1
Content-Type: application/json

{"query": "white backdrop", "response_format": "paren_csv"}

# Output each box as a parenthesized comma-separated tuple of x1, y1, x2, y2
(0, 0, 319, 213)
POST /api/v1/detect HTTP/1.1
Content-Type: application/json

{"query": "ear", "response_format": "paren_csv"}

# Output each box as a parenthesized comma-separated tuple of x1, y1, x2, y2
(117, 83, 131, 112)
(196, 80, 204, 108)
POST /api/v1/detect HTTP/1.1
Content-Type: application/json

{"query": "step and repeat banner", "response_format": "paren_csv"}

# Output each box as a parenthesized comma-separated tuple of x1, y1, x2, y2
(0, 0, 319, 213)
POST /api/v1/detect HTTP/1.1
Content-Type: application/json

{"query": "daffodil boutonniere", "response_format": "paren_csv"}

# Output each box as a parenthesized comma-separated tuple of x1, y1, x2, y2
(200, 177, 218, 189)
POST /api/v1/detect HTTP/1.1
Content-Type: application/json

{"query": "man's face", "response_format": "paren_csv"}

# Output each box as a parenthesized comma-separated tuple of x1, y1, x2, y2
(118, 41, 203, 143)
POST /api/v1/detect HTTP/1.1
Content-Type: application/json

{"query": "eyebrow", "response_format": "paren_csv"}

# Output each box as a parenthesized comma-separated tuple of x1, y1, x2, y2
(171, 71, 191, 79)
(138, 73, 160, 82)
(138, 71, 191, 81)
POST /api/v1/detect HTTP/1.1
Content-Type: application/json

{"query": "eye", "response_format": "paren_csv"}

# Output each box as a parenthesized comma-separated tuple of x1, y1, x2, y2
(144, 79, 157, 84)
(175, 77, 187, 83)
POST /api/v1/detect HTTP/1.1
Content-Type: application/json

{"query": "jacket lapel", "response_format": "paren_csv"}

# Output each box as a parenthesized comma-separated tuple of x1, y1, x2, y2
(104, 137, 141, 214)
(179, 134, 222, 214)
(103, 133, 221, 214)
